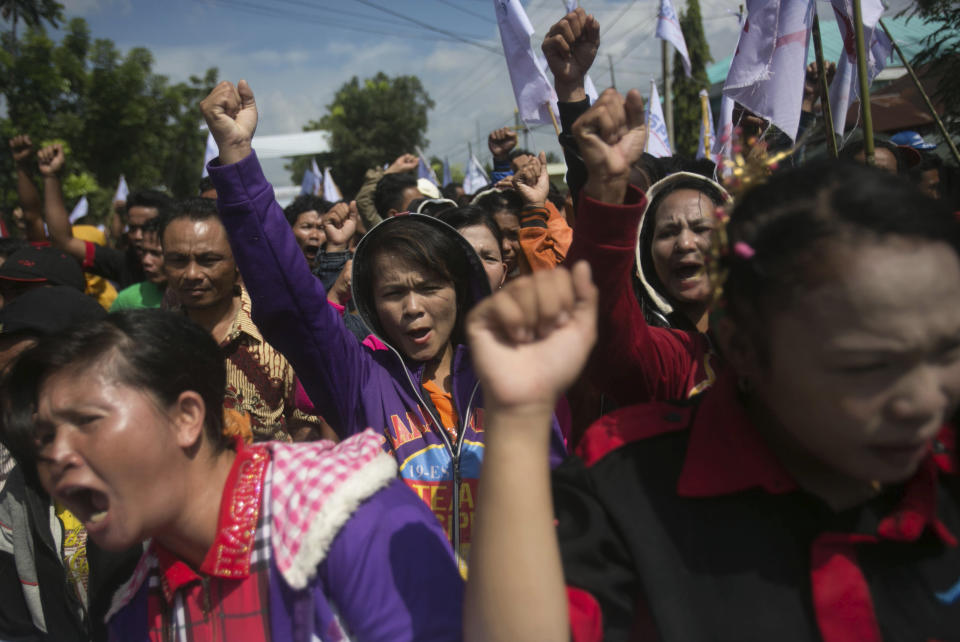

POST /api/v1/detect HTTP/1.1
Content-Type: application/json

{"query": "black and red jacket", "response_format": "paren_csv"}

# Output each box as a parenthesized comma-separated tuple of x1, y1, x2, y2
(554, 372, 960, 641)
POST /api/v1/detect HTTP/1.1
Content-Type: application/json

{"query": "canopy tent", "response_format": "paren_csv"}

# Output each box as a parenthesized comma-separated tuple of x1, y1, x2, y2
(251, 130, 329, 159)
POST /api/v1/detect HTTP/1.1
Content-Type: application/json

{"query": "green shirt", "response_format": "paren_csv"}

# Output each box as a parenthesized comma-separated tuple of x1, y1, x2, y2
(109, 280, 164, 311)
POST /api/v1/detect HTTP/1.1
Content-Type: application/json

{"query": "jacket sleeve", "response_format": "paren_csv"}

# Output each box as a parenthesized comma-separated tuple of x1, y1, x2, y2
(355, 167, 385, 231)
(558, 99, 590, 206)
(564, 187, 711, 405)
(208, 152, 373, 437)
(490, 158, 513, 184)
(519, 201, 573, 272)
(320, 479, 464, 641)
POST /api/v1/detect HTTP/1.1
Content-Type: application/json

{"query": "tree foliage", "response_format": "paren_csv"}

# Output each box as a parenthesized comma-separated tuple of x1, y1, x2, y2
(901, 0, 960, 141)
(286, 72, 434, 197)
(0, 17, 218, 222)
(671, 0, 712, 157)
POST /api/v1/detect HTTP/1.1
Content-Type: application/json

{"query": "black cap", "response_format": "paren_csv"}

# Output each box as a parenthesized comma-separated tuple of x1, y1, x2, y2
(0, 286, 107, 337)
(0, 246, 85, 292)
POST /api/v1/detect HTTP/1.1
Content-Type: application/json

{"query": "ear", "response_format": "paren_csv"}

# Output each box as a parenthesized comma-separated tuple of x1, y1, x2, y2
(712, 314, 763, 385)
(170, 391, 207, 451)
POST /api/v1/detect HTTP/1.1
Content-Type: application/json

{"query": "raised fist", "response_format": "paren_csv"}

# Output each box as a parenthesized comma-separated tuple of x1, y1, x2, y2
(199, 80, 258, 165)
(385, 153, 419, 175)
(326, 259, 353, 306)
(573, 88, 646, 205)
(488, 127, 518, 161)
(9, 135, 33, 166)
(512, 151, 549, 208)
(542, 8, 600, 97)
(37, 143, 65, 177)
(323, 200, 358, 250)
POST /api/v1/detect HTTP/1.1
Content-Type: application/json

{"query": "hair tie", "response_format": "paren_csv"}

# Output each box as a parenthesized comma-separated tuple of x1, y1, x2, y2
(733, 241, 756, 260)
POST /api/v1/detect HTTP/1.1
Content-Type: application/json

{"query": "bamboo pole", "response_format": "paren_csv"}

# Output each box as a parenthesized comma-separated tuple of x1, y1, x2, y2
(811, 13, 839, 158)
(878, 19, 960, 166)
(852, 0, 875, 166)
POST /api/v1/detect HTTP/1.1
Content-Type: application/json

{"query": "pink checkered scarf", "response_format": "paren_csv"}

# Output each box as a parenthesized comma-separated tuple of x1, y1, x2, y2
(267, 429, 397, 589)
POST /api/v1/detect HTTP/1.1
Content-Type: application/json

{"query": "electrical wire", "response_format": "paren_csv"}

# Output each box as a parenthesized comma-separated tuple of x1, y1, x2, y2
(349, 0, 503, 54)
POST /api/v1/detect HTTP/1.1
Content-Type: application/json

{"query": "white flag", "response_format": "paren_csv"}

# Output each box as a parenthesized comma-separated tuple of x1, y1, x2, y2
(827, 0, 891, 135)
(713, 94, 736, 171)
(200, 131, 218, 178)
(494, 0, 559, 125)
(442, 157, 452, 187)
(656, 0, 692, 78)
(113, 174, 129, 203)
(463, 153, 490, 195)
(646, 79, 673, 158)
(416, 147, 439, 186)
(323, 167, 342, 201)
(300, 158, 321, 196)
(696, 90, 716, 160)
(68, 195, 89, 224)
(722, 0, 815, 142)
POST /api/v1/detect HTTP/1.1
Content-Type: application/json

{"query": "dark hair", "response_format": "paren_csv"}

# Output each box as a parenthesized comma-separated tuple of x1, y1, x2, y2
(441, 182, 463, 200)
(126, 189, 174, 219)
(408, 198, 458, 217)
(721, 161, 960, 359)
(839, 137, 903, 174)
(355, 217, 473, 348)
(198, 176, 215, 196)
(509, 148, 532, 161)
(908, 151, 943, 186)
(374, 173, 418, 216)
(0, 238, 29, 260)
(473, 189, 524, 218)
(1, 310, 231, 472)
(283, 194, 333, 227)
(436, 205, 504, 250)
(159, 197, 220, 241)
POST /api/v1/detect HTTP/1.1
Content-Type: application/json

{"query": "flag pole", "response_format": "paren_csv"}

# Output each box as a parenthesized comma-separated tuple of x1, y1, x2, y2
(546, 102, 561, 137)
(662, 40, 675, 146)
(878, 19, 960, 166)
(851, 0, 875, 166)
(811, 12, 838, 158)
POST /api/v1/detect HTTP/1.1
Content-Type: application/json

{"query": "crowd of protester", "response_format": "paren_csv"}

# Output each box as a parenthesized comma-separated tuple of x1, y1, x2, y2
(0, 7, 959, 641)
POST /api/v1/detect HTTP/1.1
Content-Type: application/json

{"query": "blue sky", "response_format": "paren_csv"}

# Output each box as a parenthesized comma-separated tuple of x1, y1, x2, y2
(58, 0, 909, 187)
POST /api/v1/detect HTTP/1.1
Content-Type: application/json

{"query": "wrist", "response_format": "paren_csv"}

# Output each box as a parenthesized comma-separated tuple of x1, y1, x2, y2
(555, 81, 586, 104)
(218, 142, 252, 166)
(584, 177, 628, 205)
(324, 241, 348, 253)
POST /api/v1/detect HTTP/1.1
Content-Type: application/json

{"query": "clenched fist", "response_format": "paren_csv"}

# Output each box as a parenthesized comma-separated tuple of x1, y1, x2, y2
(9, 135, 34, 166)
(488, 128, 518, 161)
(200, 80, 258, 166)
(37, 144, 65, 177)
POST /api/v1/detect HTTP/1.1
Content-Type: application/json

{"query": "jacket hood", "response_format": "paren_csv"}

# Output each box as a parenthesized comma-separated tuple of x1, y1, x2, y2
(634, 171, 730, 321)
(351, 213, 491, 355)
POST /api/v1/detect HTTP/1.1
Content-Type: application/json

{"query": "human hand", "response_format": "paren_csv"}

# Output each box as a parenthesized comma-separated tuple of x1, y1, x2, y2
(199, 79, 258, 165)
(323, 201, 358, 250)
(467, 262, 597, 415)
(802, 61, 836, 111)
(37, 144, 65, 177)
(541, 8, 600, 102)
(9, 135, 33, 167)
(385, 153, 419, 175)
(573, 88, 646, 204)
(512, 151, 549, 208)
(488, 128, 518, 161)
(326, 259, 353, 305)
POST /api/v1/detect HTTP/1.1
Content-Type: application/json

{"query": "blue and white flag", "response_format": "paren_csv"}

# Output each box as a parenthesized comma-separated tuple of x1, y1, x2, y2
(113, 174, 129, 204)
(463, 153, 490, 195)
(300, 158, 321, 196)
(713, 9, 745, 170)
(494, 0, 559, 125)
(696, 90, 716, 161)
(200, 131, 218, 178)
(442, 157, 452, 187)
(722, 0, 815, 142)
(656, 0, 692, 78)
(323, 167, 342, 201)
(827, 0, 891, 135)
(416, 147, 438, 186)
(646, 79, 672, 158)
(68, 195, 89, 224)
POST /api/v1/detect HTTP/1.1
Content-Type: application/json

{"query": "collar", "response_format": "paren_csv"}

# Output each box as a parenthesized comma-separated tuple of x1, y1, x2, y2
(152, 439, 270, 603)
(221, 287, 263, 347)
(678, 372, 957, 545)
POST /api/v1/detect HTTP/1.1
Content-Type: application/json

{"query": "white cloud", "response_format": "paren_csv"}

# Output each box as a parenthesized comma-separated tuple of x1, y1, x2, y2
(60, 0, 130, 16)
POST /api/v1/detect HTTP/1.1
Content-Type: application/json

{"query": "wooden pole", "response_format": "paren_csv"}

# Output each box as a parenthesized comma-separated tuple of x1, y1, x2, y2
(811, 13, 839, 158)
(878, 19, 960, 166)
(852, 0, 875, 166)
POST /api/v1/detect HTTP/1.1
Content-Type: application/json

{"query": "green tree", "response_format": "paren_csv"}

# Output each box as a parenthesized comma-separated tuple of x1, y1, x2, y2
(287, 72, 434, 196)
(671, 0, 712, 157)
(0, 18, 218, 223)
(0, 0, 62, 54)
(901, 1, 960, 141)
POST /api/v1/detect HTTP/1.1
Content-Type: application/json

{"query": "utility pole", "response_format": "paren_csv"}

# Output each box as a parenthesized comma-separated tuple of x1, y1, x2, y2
(608, 54, 616, 90)
(662, 39, 674, 147)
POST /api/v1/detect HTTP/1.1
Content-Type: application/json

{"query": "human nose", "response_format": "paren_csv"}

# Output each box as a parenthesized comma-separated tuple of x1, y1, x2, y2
(675, 228, 697, 252)
(402, 292, 424, 317)
(40, 426, 83, 485)
(887, 365, 951, 428)
(183, 260, 203, 281)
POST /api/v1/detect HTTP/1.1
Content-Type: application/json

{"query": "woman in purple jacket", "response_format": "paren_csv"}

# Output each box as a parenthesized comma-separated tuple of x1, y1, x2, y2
(200, 80, 566, 572)
(2, 310, 463, 641)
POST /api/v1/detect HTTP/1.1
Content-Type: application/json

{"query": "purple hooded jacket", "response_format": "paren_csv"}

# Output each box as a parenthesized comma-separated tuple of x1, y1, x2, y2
(208, 152, 566, 568)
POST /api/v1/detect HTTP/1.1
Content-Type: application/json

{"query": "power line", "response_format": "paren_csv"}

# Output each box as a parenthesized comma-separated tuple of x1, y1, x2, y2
(436, 0, 492, 22)
(349, 0, 503, 54)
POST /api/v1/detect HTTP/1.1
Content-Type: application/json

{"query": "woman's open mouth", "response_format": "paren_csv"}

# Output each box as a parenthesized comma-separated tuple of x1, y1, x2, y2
(59, 486, 110, 529)
(406, 327, 433, 345)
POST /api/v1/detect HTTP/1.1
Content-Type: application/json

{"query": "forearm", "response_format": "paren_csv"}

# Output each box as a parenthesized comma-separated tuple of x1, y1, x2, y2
(465, 406, 568, 642)
(42, 175, 74, 245)
(15, 168, 45, 241)
(355, 168, 384, 229)
(558, 100, 590, 205)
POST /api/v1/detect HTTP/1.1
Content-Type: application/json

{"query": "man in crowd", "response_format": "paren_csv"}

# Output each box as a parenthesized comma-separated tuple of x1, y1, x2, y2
(160, 197, 332, 442)
(110, 216, 167, 311)
(355, 152, 424, 227)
